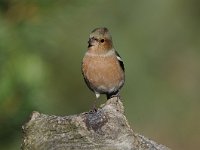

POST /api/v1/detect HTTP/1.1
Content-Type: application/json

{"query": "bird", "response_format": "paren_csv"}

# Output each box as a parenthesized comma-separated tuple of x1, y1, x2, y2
(81, 27, 125, 107)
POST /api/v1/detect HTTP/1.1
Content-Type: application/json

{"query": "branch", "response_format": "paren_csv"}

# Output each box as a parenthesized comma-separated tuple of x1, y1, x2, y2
(22, 97, 170, 150)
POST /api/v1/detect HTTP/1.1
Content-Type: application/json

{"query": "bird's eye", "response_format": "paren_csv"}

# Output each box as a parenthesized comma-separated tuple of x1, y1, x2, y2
(100, 39, 105, 43)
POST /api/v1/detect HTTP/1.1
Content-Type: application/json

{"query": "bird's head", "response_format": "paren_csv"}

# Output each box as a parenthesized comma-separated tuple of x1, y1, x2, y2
(88, 27, 113, 52)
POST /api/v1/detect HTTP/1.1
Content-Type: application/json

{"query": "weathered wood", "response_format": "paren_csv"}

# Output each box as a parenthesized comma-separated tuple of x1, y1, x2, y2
(22, 97, 170, 150)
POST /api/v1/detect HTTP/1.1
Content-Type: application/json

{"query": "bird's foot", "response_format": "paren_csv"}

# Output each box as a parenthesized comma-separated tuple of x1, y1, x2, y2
(88, 104, 98, 114)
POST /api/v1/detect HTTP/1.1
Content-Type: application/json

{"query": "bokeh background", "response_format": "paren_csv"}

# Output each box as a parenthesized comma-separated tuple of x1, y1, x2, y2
(0, 0, 200, 149)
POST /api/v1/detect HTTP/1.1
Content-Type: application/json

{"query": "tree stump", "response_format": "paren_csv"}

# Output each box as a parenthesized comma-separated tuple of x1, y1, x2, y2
(22, 97, 170, 150)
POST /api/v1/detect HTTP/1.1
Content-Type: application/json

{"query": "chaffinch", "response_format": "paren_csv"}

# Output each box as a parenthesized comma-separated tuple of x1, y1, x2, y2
(82, 27, 125, 101)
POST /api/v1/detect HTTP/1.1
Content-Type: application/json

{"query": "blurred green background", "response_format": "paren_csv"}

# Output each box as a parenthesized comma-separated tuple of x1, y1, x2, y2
(0, 0, 200, 149)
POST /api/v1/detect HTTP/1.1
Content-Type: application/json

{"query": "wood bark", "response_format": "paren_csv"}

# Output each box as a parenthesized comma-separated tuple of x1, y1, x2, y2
(22, 97, 170, 150)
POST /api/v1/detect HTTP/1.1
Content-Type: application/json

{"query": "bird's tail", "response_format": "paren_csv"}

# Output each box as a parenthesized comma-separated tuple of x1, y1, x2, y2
(106, 91, 120, 100)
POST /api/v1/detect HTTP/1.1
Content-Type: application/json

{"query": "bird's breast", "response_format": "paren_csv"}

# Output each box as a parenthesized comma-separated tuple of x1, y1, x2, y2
(82, 53, 124, 93)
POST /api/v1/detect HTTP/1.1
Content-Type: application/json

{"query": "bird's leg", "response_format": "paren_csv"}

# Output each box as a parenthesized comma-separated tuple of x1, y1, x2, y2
(92, 98, 98, 112)
(89, 92, 100, 113)
(116, 93, 121, 102)
(112, 92, 120, 102)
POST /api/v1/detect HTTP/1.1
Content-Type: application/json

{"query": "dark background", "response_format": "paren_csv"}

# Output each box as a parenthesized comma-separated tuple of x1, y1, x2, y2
(0, 0, 199, 149)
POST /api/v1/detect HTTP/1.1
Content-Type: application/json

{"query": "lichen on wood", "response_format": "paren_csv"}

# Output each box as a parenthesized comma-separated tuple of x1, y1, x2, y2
(22, 97, 170, 150)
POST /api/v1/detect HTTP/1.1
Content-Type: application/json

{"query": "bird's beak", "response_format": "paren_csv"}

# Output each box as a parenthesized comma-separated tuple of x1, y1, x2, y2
(88, 38, 94, 48)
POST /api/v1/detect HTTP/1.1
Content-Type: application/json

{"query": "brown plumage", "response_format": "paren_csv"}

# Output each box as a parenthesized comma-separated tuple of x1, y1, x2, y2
(82, 27, 125, 100)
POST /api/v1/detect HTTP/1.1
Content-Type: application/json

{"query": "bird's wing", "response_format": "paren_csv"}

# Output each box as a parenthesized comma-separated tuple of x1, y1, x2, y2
(115, 51, 125, 71)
